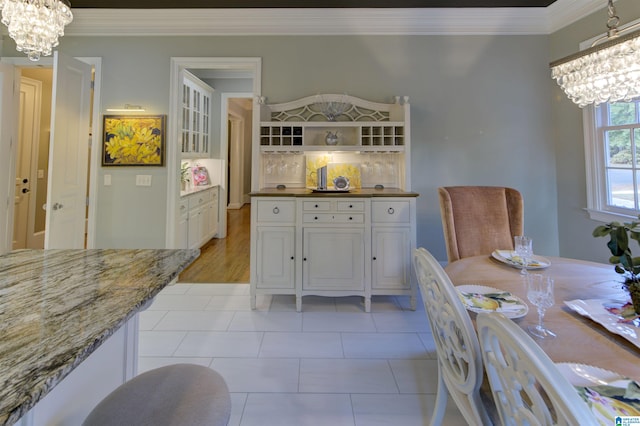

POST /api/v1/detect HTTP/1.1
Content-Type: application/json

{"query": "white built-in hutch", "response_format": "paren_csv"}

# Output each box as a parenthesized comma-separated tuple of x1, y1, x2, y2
(250, 94, 418, 312)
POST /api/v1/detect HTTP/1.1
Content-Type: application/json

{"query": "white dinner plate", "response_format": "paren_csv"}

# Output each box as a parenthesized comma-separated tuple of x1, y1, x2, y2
(556, 363, 640, 420)
(456, 284, 529, 319)
(563, 299, 640, 349)
(491, 250, 551, 270)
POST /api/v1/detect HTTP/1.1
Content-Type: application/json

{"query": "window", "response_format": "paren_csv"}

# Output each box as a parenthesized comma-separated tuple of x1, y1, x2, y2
(583, 18, 640, 223)
(586, 99, 640, 221)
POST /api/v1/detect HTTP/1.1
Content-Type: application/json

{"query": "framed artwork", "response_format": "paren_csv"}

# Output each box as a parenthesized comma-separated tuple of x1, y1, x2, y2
(102, 115, 166, 166)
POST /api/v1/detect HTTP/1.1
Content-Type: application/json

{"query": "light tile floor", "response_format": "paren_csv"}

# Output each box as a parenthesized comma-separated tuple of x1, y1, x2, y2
(139, 283, 467, 426)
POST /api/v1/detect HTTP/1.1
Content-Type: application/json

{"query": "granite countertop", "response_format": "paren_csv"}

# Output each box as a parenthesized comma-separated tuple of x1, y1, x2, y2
(0, 249, 199, 426)
(180, 184, 217, 198)
(250, 188, 419, 197)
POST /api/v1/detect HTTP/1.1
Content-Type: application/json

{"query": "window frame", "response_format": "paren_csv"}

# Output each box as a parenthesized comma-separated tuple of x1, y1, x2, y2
(583, 18, 640, 223)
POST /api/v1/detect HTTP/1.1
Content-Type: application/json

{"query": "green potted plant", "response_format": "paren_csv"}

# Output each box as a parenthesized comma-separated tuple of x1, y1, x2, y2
(593, 217, 640, 314)
(180, 162, 191, 191)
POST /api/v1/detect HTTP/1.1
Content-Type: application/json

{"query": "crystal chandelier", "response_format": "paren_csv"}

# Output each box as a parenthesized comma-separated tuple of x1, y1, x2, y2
(0, 0, 73, 62)
(550, 0, 640, 108)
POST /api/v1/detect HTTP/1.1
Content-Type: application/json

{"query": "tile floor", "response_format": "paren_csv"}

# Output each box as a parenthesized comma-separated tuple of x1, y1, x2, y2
(139, 283, 467, 426)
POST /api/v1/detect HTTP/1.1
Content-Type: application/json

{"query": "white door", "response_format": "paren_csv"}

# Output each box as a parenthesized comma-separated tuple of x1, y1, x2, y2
(13, 77, 42, 249)
(44, 52, 92, 249)
(0, 63, 17, 255)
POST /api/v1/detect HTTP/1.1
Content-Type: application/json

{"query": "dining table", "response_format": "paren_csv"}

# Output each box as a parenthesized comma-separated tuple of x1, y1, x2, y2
(444, 254, 640, 381)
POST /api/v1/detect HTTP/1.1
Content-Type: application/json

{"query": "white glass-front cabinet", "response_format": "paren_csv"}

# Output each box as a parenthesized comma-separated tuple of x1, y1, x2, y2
(181, 71, 213, 158)
(250, 94, 417, 312)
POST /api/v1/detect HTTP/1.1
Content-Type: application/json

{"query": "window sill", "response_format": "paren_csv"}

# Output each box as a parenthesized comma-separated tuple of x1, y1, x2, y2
(585, 208, 639, 223)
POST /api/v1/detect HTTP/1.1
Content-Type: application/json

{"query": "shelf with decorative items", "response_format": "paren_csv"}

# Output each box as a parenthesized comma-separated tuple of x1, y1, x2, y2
(255, 94, 411, 191)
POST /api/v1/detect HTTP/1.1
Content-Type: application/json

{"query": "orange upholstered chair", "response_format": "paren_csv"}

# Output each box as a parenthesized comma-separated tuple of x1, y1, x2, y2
(438, 186, 523, 263)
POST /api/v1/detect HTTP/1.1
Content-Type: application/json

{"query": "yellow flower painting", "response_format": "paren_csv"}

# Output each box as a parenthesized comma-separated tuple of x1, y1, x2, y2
(103, 115, 166, 166)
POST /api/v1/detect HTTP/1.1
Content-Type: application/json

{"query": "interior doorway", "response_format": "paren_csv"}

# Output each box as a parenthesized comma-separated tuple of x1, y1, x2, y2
(225, 96, 253, 210)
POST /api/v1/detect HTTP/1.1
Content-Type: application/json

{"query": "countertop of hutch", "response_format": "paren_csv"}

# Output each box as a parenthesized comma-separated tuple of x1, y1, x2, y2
(250, 188, 419, 197)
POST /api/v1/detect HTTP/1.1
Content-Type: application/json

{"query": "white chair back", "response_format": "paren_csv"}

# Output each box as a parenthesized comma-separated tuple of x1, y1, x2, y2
(476, 312, 598, 426)
(412, 248, 493, 425)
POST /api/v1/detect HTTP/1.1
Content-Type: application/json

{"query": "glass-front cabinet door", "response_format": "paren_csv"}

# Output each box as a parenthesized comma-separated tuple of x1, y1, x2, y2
(182, 71, 213, 158)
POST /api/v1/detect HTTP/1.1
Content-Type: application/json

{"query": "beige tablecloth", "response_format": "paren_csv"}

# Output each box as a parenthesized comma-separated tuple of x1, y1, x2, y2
(445, 255, 640, 380)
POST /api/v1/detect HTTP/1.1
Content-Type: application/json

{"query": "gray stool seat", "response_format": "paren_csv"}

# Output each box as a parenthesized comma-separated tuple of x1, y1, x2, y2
(83, 364, 231, 426)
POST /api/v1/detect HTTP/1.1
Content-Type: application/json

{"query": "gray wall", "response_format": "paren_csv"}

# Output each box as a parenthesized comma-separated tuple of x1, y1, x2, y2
(7, 19, 613, 258)
(551, 0, 640, 263)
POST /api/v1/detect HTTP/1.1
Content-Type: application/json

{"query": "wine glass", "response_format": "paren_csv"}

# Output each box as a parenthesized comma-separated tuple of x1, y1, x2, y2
(526, 274, 556, 339)
(514, 235, 533, 275)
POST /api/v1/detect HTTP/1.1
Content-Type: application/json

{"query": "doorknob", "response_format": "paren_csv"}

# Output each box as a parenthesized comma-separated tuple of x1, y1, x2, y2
(52, 202, 63, 211)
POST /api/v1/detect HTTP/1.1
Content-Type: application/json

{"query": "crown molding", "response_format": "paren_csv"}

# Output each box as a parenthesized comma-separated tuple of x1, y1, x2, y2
(59, 0, 609, 36)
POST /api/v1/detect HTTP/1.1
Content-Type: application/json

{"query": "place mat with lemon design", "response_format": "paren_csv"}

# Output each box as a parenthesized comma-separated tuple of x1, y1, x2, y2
(456, 284, 528, 319)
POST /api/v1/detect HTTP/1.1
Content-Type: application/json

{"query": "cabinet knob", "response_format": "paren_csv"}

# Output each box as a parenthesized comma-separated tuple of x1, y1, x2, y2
(315, 204, 319, 208)
(373, 257, 377, 260)
(349, 217, 353, 220)
(387, 207, 395, 215)
(291, 256, 294, 260)
(273, 206, 280, 214)
(303, 257, 307, 261)
(349, 204, 353, 208)
(314, 216, 318, 220)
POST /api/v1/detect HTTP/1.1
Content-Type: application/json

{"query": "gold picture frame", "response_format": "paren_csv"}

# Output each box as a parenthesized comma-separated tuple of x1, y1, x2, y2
(102, 115, 166, 166)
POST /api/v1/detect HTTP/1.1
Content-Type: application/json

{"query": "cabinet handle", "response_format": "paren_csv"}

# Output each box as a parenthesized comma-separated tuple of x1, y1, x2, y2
(388, 207, 395, 215)
(273, 206, 280, 214)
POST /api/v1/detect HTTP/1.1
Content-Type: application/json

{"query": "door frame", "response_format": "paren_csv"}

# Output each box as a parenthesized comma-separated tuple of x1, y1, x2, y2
(222, 92, 253, 210)
(167, 57, 261, 248)
(1, 56, 103, 249)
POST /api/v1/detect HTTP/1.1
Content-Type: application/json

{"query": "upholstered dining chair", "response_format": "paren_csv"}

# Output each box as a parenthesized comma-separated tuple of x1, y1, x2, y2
(412, 247, 494, 426)
(476, 313, 598, 426)
(438, 186, 523, 263)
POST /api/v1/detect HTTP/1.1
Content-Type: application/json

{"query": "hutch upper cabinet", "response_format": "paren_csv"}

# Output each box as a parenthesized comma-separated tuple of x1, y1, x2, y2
(250, 94, 418, 312)
(181, 70, 213, 158)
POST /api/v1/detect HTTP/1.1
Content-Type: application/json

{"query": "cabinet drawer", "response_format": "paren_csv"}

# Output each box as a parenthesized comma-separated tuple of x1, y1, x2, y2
(337, 201, 365, 212)
(256, 200, 296, 223)
(188, 189, 213, 209)
(179, 199, 189, 217)
(372, 201, 411, 223)
(303, 213, 364, 224)
(302, 201, 331, 211)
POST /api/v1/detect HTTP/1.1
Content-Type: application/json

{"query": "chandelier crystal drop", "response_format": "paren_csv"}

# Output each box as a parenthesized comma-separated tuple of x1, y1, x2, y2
(550, 0, 640, 108)
(0, 0, 73, 62)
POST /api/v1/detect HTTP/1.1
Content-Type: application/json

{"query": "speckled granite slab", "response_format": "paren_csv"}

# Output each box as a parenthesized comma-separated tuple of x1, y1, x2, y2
(0, 249, 199, 426)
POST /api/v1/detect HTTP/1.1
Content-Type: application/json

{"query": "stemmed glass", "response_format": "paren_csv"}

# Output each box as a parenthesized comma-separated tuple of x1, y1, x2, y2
(526, 274, 556, 339)
(514, 235, 533, 275)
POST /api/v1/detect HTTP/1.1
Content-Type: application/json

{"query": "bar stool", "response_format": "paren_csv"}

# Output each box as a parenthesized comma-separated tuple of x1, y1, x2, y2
(83, 364, 231, 426)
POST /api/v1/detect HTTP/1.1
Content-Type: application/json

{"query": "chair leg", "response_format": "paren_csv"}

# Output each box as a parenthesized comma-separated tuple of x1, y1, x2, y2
(429, 368, 448, 426)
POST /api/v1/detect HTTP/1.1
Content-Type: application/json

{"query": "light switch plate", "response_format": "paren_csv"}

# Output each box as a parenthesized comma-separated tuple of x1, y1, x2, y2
(136, 175, 152, 186)
(104, 174, 111, 186)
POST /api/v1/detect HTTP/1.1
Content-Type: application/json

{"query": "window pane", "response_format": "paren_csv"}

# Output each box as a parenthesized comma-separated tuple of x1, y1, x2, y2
(607, 169, 635, 208)
(609, 101, 637, 125)
(606, 129, 632, 167)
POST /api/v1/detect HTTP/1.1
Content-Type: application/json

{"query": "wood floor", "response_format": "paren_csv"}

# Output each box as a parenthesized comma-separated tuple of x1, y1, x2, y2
(178, 204, 251, 283)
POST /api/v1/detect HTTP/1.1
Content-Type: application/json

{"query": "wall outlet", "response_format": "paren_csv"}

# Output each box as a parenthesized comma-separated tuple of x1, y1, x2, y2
(136, 175, 152, 186)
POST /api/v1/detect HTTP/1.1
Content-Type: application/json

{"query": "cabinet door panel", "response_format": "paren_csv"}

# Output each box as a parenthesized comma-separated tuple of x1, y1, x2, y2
(303, 228, 364, 291)
(256, 227, 295, 289)
(372, 227, 411, 290)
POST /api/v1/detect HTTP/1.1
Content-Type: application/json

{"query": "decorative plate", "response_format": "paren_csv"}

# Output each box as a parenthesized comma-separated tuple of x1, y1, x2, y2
(456, 284, 529, 319)
(556, 363, 640, 422)
(564, 299, 640, 349)
(491, 249, 551, 270)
